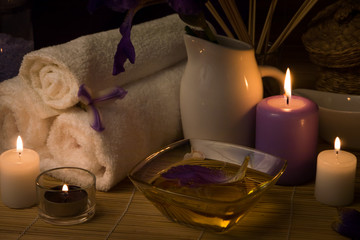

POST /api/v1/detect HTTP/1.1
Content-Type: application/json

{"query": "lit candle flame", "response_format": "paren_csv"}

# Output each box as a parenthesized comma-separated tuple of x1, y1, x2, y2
(284, 68, 292, 105)
(334, 137, 341, 154)
(62, 184, 69, 192)
(16, 136, 23, 153)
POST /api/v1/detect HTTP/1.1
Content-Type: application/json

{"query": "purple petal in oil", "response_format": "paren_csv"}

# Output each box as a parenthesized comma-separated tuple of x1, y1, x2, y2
(162, 165, 228, 186)
(332, 208, 360, 239)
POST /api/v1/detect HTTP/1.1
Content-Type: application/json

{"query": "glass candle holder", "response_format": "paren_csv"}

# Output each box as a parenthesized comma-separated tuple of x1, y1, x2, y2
(36, 167, 96, 225)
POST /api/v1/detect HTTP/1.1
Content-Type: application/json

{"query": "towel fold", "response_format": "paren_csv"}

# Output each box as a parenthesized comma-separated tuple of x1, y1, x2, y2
(0, 76, 52, 152)
(43, 61, 185, 191)
(19, 14, 186, 117)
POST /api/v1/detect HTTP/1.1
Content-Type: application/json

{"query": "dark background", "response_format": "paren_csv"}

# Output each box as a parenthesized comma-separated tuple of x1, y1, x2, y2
(0, 0, 339, 88)
(1, 0, 337, 49)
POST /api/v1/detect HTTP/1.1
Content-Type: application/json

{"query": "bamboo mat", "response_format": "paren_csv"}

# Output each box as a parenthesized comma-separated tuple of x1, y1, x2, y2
(0, 148, 359, 240)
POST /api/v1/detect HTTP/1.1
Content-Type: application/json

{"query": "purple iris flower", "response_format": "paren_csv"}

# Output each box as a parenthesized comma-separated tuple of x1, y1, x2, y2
(88, 0, 208, 76)
(161, 165, 228, 186)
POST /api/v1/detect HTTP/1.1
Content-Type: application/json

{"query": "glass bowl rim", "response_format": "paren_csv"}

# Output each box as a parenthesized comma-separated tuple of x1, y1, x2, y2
(129, 139, 287, 204)
(36, 167, 96, 191)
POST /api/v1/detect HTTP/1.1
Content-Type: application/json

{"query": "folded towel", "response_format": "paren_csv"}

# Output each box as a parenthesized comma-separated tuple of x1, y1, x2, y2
(43, 61, 185, 191)
(19, 14, 186, 117)
(0, 76, 52, 152)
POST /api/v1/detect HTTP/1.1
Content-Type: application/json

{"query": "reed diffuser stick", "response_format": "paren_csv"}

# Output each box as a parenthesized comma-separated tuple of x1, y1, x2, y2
(256, 0, 278, 54)
(206, 1, 234, 38)
(268, 0, 318, 53)
(229, 0, 252, 44)
(248, 0, 256, 45)
(218, 0, 240, 39)
(218, 0, 251, 44)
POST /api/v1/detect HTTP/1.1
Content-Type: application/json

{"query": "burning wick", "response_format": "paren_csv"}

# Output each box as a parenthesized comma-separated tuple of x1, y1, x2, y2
(284, 68, 291, 106)
(335, 137, 341, 162)
(335, 137, 341, 155)
(16, 136, 23, 162)
(62, 184, 69, 201)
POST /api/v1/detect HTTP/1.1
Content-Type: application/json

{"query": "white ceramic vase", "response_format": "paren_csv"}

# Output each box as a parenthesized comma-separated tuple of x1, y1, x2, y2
(180, 34, 285, 147)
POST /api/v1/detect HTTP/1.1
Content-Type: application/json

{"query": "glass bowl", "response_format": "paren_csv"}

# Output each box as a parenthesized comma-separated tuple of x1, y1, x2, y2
(128, 139, 286, 232)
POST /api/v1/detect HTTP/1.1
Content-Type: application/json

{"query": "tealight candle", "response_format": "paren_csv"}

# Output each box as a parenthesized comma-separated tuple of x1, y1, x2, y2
(0, 136, 40, 208)
(256, 68, 319, 185)
(36, 167, 96, 225)
(315, 137, 357, 206)
(44, 184, 88, 217)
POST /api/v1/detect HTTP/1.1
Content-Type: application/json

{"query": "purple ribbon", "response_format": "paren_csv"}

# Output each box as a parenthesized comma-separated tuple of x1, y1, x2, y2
(78, 84, 127, 132)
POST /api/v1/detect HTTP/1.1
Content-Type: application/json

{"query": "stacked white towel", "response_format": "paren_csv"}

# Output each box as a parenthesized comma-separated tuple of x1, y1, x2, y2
(0, 14, 187, 191)
(43, 61, 185, 191)
(19, 14, 186, 117)
(0, 76, 52, 152)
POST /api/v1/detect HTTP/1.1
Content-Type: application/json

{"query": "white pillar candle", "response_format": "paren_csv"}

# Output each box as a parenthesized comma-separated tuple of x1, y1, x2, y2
(315, 137, 357, 206)
(0, 136, 40, 208)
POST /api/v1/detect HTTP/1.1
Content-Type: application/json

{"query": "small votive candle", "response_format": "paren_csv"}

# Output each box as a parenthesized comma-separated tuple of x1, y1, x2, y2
(44, 184, 88, 217)
(315, 137, 357, 206)
(0, 136, 40, 208)
(36, 167, 96, 225)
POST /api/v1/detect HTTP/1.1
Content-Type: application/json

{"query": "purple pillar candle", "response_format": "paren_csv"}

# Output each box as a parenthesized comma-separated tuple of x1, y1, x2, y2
(255, 70, 319, 185)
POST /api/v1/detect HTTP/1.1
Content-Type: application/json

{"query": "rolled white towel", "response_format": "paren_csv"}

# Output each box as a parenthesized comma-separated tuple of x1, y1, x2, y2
(19, 14, 186, 117)
(0, 76, 52, 152)
(43, 61, 185, 191)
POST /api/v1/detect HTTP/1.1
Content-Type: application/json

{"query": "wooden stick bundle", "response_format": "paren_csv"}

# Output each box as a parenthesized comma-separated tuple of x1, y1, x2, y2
(218, 0, 251, 44)
(205, 1, 234, 38)
(268, 0, 318, 53)
(206, 0, 318, 55)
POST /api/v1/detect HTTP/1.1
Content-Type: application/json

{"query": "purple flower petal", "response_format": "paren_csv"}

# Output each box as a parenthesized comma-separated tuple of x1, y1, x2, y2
(167, 0, 206, 15)
(162, 165, 228, 186)
(78, 84, 93, 104)
(78, 84, 127, 132)
(332, 208, 360, 239)
(113, 8, 136, 75)
(87, 0, 104, 13)
(89, 105, 105, 132)
(88, 0, 140, 13)
(93, 86, 127, 102)
(104, 0, 140, 12)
